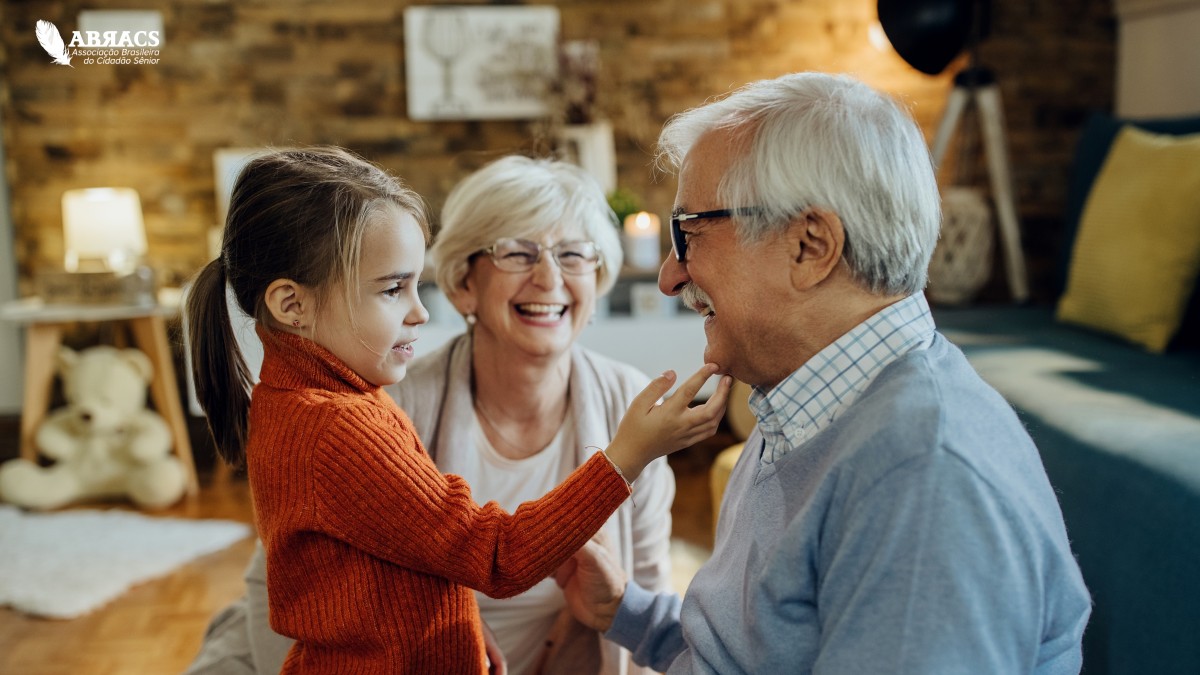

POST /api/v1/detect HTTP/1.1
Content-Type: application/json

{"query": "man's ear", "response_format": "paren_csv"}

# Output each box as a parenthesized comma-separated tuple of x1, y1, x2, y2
(263, 278, 314, 328)
(787, 209, 845, 291)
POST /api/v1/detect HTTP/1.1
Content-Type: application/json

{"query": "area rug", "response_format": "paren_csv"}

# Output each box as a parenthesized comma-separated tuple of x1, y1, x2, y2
(0, 504, 251, 619)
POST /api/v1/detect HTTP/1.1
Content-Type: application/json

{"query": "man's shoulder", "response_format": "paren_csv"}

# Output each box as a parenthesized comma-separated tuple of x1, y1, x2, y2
(859, 333, 1002, 416)
(825, 334, 1037, 483)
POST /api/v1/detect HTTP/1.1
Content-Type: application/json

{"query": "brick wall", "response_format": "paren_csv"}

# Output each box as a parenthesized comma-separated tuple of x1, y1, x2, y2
(1, 0, 1115, 299)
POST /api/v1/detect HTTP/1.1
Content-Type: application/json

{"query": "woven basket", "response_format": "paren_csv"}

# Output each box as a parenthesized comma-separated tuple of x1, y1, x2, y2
(928, 187, 994, 305)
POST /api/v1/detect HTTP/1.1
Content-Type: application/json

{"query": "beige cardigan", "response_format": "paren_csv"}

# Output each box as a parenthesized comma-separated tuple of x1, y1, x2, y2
(235, 334, 674, 675)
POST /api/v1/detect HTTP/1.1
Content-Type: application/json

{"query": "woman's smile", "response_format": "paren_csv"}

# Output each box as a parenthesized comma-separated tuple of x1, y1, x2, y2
(513, 302, 569, 325)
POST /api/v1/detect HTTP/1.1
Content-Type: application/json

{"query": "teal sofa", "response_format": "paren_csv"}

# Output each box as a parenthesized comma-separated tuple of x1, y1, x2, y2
(928, 105, 1200, 675)
(935, 305, 1200, 675)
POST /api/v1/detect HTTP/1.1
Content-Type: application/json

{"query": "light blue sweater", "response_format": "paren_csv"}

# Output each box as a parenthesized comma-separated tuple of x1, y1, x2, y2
(608, 334, 1092, 673)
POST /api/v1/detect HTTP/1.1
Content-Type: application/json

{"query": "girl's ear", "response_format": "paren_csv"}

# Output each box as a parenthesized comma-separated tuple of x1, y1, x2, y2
(264, 278, 314, 329)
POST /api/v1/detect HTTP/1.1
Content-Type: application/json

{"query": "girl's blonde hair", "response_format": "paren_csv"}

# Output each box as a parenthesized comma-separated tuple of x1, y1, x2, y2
(186, 146, 428, 468)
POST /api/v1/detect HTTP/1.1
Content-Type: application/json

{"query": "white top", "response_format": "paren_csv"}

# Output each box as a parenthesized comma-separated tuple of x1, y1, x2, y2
(441, 413, 572, 675)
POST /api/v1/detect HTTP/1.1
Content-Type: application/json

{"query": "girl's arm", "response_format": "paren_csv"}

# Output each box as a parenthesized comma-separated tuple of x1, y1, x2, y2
(306, 366, 728, 599)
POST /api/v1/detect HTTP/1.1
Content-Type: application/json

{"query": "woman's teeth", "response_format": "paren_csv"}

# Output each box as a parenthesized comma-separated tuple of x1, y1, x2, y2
(515, 303, 567, 319)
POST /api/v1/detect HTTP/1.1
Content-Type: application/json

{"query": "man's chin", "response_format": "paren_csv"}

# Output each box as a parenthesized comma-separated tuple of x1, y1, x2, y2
(702, 346, 726, 373)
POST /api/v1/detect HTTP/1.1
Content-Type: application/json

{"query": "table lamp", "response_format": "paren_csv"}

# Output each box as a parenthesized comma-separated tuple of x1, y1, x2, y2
(62, 187, 147, 275)
(38, 187, 154, 306)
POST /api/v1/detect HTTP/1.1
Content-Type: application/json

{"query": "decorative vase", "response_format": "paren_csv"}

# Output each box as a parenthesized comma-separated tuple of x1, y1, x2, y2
(927, 186, 994, 306)
(556, 121, 616, 195)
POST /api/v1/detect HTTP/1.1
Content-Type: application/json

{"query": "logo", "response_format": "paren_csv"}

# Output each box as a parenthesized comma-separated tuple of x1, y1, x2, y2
(36, 20, 73, 67)
(35, 18, 162, 66)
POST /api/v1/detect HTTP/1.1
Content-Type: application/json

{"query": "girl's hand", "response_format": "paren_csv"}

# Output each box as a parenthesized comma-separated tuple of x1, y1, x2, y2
(605, 364, 732, 481)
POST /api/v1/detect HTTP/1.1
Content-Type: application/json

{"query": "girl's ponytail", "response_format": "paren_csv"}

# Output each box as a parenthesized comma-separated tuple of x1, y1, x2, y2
(186, 257, 252, 468)
(186, 146, 427, 469)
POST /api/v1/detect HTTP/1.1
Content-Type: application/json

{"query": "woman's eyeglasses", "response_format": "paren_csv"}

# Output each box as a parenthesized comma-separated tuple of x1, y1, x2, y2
(482, 238, 601, 275)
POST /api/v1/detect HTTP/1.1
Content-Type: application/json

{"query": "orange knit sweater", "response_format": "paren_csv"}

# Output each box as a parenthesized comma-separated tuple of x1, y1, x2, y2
(246, 329, 631, 674)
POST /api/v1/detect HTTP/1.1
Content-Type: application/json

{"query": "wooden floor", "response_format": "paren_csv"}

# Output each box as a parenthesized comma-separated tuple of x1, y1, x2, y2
(0, 430, 731, 675)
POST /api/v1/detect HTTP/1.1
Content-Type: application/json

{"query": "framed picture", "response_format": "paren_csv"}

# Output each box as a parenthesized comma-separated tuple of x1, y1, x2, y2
(404, 6, 560, 121)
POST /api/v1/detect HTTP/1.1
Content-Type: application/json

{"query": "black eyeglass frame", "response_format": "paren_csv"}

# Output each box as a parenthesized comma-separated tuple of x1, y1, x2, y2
(669, 207, 763, 262)
(480, 238, 603, 275)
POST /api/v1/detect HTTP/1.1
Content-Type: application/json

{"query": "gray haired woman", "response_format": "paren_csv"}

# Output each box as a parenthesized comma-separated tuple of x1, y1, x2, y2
(187, 156, 674, 675)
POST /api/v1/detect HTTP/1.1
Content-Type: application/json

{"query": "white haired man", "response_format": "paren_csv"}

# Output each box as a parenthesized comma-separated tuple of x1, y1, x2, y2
(555, 72, 1092, 674)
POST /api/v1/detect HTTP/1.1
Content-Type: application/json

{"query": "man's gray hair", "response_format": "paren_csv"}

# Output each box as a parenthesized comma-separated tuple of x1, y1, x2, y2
(656, 72, 941, 296)
(433, 155, 623, 297)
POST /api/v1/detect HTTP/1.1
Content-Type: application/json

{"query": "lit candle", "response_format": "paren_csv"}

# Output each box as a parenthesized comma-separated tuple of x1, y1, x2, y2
(622, 211, 661, 270)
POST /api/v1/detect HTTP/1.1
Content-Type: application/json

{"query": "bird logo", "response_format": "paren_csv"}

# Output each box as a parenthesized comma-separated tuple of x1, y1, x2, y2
(36, 20, 73, 67)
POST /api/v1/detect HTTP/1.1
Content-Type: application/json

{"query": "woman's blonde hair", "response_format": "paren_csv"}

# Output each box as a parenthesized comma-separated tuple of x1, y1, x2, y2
(432, 156, 623, 300)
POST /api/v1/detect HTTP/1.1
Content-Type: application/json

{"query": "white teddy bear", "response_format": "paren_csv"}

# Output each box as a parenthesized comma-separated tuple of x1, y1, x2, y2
(0, 345, 188, 510)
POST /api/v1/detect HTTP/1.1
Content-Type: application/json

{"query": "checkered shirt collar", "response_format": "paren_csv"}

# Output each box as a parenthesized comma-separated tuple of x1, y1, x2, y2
(748, 293, 936, 463)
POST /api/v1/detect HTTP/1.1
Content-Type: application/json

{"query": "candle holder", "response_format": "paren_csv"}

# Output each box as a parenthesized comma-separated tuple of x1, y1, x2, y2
(622, 211, 661, 270)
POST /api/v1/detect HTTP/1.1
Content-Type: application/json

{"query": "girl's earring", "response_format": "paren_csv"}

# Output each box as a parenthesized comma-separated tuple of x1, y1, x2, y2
(292, 319, 301, 328)
(465, 313, 477, 327)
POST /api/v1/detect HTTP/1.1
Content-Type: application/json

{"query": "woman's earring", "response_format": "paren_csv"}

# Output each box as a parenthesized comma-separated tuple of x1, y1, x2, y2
(465, 313, 477, 326)
(292, 319, 301, 328)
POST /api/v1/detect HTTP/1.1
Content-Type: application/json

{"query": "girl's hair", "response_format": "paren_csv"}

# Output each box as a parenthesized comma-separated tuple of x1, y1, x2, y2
(432, 155, 623, 299)
(656, 72, 941, 296)
(186, 146, 428, 468)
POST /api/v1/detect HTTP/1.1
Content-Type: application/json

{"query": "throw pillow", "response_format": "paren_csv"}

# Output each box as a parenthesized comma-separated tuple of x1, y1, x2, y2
(1058, 111, 1200, 296)
(1056, 127, 1200, 353)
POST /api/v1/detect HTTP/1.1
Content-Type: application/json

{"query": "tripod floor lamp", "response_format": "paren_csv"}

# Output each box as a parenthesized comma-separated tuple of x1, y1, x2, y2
(878, 0, 1029, 302)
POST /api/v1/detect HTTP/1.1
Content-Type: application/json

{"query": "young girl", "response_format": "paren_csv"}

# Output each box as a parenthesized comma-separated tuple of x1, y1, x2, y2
(186, 147, 731, 674)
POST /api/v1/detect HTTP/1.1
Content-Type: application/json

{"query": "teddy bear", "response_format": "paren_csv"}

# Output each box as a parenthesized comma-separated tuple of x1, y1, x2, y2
(0, 345, 188, 510)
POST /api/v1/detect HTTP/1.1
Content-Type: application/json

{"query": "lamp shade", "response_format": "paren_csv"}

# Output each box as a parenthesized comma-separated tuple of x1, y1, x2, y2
(62, 187, 147, 272)
(877, 0, 975, 75)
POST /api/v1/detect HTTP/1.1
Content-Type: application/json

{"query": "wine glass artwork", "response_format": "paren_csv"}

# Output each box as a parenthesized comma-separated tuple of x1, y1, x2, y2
(404, 6, 559, 121)
(421, 9, 471, 114)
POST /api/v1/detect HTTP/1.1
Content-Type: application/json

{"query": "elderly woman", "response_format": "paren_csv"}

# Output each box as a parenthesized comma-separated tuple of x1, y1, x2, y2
(186, 156, 674, 675)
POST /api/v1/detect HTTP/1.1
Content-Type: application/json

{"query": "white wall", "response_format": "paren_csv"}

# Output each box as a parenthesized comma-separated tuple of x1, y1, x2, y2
(0, 104, 23, 413)
(1115, 0, 1200, 117)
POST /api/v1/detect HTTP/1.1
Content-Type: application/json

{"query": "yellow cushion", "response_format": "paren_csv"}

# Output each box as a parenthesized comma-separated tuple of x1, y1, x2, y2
(1057, 126, 1200, 352)
(726, 380, 756, 441)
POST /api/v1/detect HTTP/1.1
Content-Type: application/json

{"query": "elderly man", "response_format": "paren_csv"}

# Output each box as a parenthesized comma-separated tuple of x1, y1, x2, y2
(556, 72, 1091, 673)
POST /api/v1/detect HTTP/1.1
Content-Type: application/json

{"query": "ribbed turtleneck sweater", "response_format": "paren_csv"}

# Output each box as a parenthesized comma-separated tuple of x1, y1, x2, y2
(246, 328, 631, 674)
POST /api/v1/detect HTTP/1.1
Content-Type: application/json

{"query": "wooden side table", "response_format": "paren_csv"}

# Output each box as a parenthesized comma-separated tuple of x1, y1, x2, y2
(0, 297, 199, 497)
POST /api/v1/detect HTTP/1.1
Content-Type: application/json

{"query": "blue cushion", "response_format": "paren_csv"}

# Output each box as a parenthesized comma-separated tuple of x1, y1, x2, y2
(1059, 111, 1200, 350)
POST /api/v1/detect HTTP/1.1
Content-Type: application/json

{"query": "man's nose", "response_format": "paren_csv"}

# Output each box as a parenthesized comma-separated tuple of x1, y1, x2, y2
(658, 255, 690, 296)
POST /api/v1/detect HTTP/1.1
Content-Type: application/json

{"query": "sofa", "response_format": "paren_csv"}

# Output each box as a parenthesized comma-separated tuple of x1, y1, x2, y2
(937, 109, 1200, 675)
(935, 305, 1200, 675)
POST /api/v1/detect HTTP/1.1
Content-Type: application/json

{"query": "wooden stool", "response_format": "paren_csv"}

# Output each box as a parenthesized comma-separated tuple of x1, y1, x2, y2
(1, 299, 199, 498)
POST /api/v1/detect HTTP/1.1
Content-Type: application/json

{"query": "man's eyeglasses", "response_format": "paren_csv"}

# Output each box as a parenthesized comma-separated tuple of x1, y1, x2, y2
(669, 208, 762, 262)
(481, 238, 602, 275)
